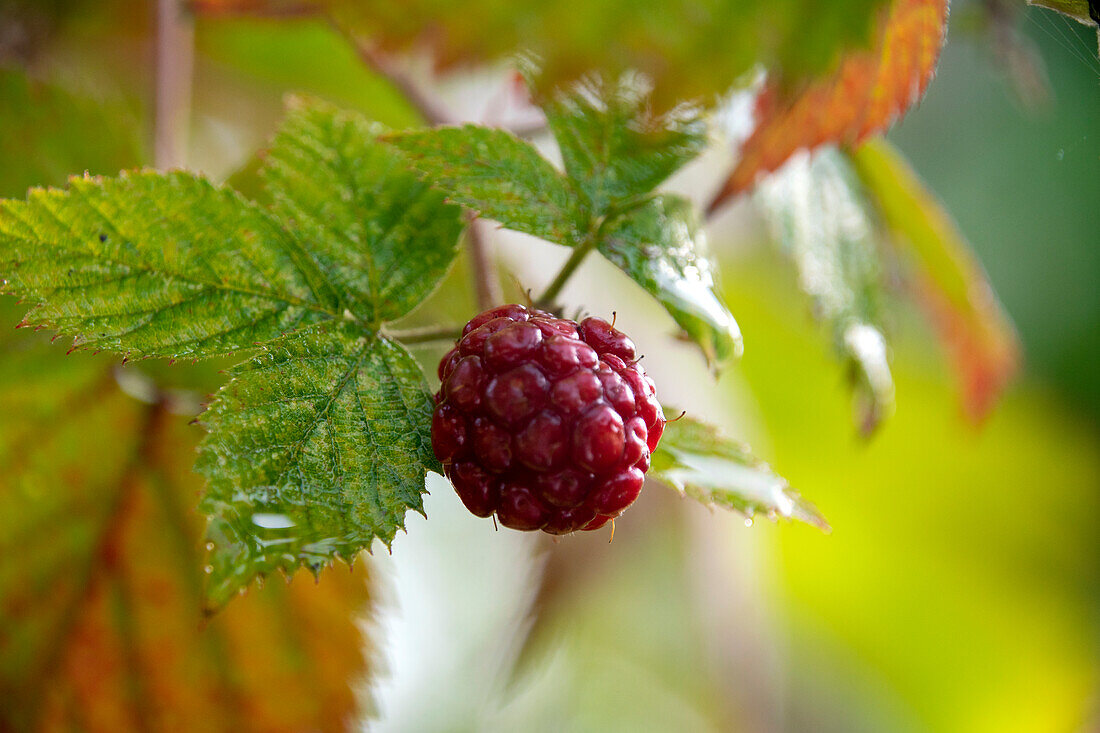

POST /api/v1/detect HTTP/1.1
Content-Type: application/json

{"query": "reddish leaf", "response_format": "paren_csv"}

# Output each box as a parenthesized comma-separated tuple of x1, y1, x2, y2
(710, 0, 948, 210)
(849, 139, 1020, 422)
(0, 357, 372, 732)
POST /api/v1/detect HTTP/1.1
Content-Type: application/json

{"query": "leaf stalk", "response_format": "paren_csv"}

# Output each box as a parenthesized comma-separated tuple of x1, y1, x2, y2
(535, 225, 602, 310)
(385, 324, 464, 344)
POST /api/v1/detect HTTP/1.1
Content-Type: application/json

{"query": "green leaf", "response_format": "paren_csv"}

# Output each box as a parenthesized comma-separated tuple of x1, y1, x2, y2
(388, 80, 737, 370)
(540, 72, 709, 213)
(650, 414, 828, 530)
(756, 148, 894, 433)
(0, 96, 468, 605)
(598, 195, 742, 368)
(196, 322, 438, 608)
(849, 138, 1019, 421)
(385, 124, 586, 245)
(0, 98, 464, 361)
(264, 98, 465, 324)
(0, 170, 337, 359)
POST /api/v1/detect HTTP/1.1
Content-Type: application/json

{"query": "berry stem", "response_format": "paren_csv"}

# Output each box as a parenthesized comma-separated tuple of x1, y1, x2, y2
(535, 233, 599, 310)
(385, 324, 465, 344)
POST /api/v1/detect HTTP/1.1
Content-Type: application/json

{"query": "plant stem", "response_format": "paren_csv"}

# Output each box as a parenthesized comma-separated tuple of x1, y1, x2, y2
(155, 0, 195, 169)
(385, 324, 464, 344)
(325, 16, 453, 126)
(466, 215, 502, 310)
(535, 233, 598, 310)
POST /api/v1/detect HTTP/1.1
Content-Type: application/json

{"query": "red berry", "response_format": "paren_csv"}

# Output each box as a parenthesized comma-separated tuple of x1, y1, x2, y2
(484, 321, 543, 371)
(444, 356, 485, 411)
(432, 304, 665, 534)
(515, 410, 568, 470)
(530, 316, 580, 340)
(542, 505, 597, 535)
(582, 514, 613, 531)
(578, 317, 636, 361)
(550, 370, 603, 415)
(437, 347, 459, 381)
(571, 404, 625, 473)
(430, 403, 468, 463)
(471, 417, 512, 472)
(450, 462, 498, 517)
(496, 484, 549, 530)
(484, 364, 549, 426)
(589, 467, 644, 516)
(535, 468, 592, 508)
(622, 416, 648, 466)
(462, 304, 530, 334)
(540, 336, 598, 376)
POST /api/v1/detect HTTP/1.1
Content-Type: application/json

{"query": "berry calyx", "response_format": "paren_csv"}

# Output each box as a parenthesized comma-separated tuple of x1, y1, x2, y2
(432, 304, 665, 534)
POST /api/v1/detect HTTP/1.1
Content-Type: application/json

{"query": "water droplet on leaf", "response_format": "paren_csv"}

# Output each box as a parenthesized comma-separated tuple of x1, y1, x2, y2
(251, 512, 296, 529)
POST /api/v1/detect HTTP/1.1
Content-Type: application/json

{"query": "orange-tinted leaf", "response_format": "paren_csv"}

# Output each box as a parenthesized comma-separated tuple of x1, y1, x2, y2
(189, 0, 314, 15)
(0, 352, 371, 732)
(193, 0, 891, 110)
(849, 139, 1020, 421)
(711, 0, 948, 210)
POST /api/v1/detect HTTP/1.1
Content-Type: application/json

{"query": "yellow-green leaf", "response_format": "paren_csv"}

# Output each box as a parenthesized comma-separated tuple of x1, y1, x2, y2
(756, 148, 894, 432)
(849, 138, 1020, 420)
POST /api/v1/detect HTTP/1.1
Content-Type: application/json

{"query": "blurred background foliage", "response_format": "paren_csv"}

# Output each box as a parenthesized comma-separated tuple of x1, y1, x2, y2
(0, 0, 1097, 730)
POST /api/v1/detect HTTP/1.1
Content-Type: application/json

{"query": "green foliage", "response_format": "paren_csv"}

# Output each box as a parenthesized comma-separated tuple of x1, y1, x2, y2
(756, 148, 893, 432)
(598, 195, 742, 365)
(0, 98, 464, 601)
(389, 75, 741, 369)
(538, 72, 708, 212)
(0, 171, 335, 359)
(651, 414, 828, 529)
(194, 18, 422, 129)
(718, 247, 1099, 732)
(0, 347, 154, 719)
(263, 98, 464, 325)
(386, 125, 586, 244)
(197, 324, 437, 608)
(3, 4, 1094, 730)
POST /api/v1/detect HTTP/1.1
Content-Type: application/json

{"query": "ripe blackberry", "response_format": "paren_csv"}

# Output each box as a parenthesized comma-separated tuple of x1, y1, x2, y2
(432, 304, 665, 534)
